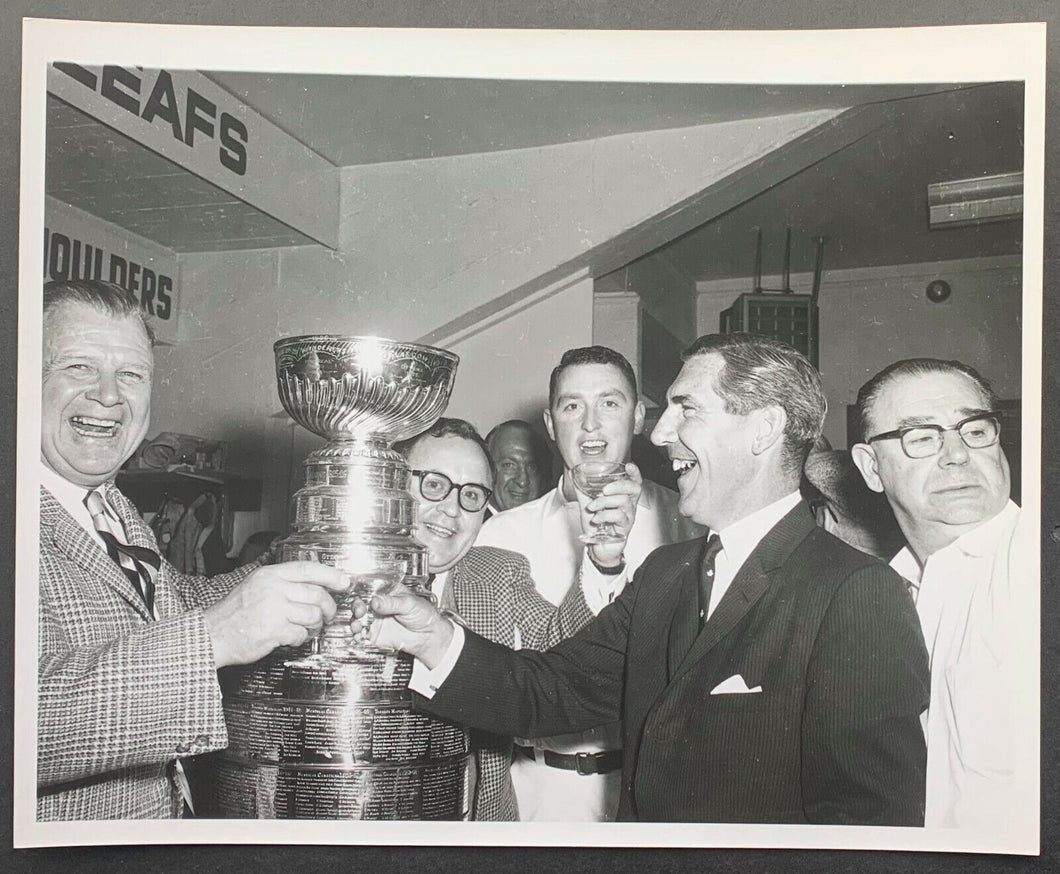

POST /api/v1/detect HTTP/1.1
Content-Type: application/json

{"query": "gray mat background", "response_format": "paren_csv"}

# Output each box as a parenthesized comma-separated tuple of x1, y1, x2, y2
(1, 2, 1056, 872)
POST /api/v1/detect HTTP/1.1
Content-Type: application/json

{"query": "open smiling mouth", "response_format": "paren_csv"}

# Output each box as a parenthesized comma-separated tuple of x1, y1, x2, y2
(672, 459, 698, 478)
(70, 416, 120, 438)
(423, 522, 454, 539)
(580, 440, 607, 455)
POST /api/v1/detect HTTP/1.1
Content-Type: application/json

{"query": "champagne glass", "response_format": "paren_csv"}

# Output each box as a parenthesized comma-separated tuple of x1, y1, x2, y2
(344, 558, 408, 650)
(288, 558, 408, 663)
(571, 461, 627, 545)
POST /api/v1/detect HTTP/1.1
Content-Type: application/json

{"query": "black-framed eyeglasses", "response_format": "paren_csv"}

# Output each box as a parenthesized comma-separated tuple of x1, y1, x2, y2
(865, 412, 1001, 459)
(410, 469, 493, 513)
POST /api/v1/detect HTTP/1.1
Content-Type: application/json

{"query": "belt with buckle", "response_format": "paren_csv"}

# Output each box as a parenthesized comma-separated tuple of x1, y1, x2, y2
(514, 743, 622, 776)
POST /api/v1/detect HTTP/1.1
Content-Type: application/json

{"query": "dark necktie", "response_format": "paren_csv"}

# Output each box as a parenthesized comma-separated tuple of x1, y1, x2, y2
(698, 534, 723, 629)
(85, 489, 160, 615)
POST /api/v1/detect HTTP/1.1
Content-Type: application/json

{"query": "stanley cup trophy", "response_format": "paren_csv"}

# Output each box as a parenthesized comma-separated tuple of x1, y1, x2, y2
(212, 335, 470, 820)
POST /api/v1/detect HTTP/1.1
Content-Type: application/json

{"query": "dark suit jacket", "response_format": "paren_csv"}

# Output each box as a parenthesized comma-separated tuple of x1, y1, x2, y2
(421, 502, 929, 824)
(446, 546, 594, 821)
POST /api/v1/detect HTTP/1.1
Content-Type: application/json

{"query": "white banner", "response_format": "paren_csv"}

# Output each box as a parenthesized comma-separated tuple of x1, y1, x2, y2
(47, 63, 339, 248)
(44, 196, 181, 344)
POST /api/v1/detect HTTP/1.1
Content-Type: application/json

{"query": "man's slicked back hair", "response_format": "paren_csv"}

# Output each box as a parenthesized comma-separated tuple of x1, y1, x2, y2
(683, 333, 826, 474)
(43, 279, 155, 345)
(393, 417, 495, 484)
(854, 358, 997, 443)
(548, 346, 638, 408)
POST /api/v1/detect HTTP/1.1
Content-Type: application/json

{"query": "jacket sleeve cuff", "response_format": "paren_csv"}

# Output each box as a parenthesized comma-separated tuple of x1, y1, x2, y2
(409, 623, 466, 699)
(579, 552, 629, 615)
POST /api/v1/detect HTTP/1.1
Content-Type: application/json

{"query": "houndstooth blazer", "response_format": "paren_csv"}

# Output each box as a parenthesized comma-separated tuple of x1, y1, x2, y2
(37, 483, 255, 821)
(447, 546, 595, 821)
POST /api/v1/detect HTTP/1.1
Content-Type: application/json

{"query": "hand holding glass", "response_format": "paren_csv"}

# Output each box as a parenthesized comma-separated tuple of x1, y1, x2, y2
(345, 559, 409, 649)
(572, 461, 628, 544)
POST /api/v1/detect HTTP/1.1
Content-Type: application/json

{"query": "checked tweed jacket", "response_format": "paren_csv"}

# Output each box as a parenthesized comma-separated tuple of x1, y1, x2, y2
(37, 483, 256, 821)
(423, 504, 930, 824)
(446, 546, 595, 821)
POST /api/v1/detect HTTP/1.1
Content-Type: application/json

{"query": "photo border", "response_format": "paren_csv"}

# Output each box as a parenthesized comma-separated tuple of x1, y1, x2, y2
(14, 18, 1046, 855)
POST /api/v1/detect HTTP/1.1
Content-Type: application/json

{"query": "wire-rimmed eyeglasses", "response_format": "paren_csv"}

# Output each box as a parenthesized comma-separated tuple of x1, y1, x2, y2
(865, 412, 1001, 459)
(410, 469, 493, 513)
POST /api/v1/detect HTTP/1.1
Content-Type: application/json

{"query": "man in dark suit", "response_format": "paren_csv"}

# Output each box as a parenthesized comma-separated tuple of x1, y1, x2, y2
(364, 333, 930, 825)
(36, 279, 349, 820)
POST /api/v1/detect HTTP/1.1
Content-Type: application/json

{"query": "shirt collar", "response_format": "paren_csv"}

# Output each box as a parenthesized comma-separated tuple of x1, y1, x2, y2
(712, 490, 802, 574)
(39, 461, 110, 536)
(890, 546, 922, 586)
(39, 461, 93, 513)
(949, 500, 1021, 558)
(890, 500, 1020, 585)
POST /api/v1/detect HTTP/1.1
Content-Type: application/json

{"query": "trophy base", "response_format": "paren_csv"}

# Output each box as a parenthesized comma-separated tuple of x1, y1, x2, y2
(213, 755, 469, 820)
(215, 639, 470, 820)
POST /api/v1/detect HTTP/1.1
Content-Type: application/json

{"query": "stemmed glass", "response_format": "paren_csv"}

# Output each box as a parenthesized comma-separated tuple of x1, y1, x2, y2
(288, 557, 408, 663)
(571, 461, 627, 545)
(345, 558, 408, 650)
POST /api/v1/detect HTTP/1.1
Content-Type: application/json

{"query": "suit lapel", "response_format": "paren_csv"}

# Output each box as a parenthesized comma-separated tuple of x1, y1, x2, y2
(666, 546, 703, 680)
(670, 503, 816, 683)
(40, 486, 154, 622)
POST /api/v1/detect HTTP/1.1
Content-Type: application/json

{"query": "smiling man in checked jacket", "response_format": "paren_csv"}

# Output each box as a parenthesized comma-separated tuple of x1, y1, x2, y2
(37, 279, 349, 820)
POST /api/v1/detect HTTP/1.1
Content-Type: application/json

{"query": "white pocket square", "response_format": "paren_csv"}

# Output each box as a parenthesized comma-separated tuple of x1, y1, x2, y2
(710, 674, 762, 695)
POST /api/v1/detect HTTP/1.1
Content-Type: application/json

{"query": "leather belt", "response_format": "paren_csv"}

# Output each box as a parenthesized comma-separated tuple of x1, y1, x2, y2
(514, 743, 622, 776)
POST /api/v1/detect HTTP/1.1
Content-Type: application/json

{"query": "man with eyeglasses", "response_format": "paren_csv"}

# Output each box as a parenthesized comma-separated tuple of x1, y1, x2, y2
(851, 358, 1034, 832)
(394, 417, 598, 820)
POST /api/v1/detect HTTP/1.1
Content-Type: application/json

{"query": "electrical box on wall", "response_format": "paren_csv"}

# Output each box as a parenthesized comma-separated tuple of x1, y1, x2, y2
(720, 292, 819, 368)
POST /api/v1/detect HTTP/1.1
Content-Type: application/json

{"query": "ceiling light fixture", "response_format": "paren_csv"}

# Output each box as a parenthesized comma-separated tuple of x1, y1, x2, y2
(927, 171, 1023, 229)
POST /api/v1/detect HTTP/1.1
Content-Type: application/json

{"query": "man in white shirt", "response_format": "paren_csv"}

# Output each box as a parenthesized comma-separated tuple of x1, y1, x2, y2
(363, 333, 928, 824)
(851, 358, 1035, 833)
(476, 346, 703, 821)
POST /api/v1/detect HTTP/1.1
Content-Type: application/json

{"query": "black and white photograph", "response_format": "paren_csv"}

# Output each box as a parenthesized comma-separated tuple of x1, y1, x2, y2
(12, 19, 1044, 858)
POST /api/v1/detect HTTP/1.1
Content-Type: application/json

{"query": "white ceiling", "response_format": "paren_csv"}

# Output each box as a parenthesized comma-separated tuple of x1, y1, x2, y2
(46, 73, 1023, 273)
(204, 74, 953, 167)
(660, 81, 1024, 280)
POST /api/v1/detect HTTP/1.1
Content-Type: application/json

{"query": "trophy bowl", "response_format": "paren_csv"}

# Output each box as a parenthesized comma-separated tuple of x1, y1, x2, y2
(274, 335, 459, 443)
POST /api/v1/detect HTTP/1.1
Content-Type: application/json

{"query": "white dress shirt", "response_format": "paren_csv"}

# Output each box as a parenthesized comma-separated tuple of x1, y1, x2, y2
(707, 490, 802, 621)
(891, 500, 1033, 831)
(413, 490, 802, 691)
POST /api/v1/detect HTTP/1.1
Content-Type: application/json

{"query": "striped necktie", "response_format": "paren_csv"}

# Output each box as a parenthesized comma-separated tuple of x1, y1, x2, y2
(698, 534, 724, 629)
(84, 488, 196, 813)
(84, 489, 160, 616)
